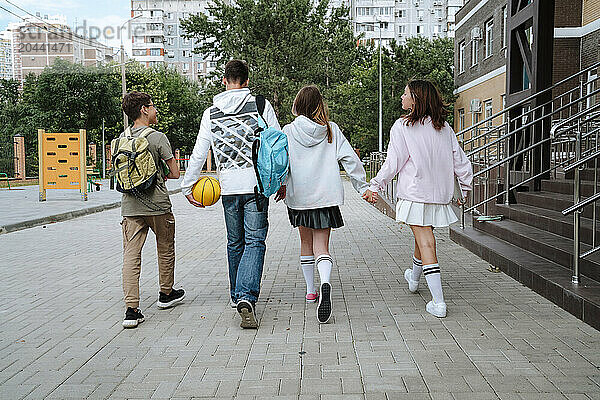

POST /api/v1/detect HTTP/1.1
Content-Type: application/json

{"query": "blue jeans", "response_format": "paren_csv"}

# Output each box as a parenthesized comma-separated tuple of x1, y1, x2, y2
(222, 194, 269, 304)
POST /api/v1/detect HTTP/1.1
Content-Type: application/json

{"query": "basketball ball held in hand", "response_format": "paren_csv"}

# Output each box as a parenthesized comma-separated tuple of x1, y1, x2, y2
(192, 176, 221, 206)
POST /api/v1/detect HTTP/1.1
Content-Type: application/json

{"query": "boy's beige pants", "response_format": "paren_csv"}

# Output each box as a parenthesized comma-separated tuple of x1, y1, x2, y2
(121, 213, 175, 308)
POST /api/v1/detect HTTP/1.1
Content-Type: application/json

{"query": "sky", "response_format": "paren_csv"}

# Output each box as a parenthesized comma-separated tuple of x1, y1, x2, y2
(0, 0, 133, 54)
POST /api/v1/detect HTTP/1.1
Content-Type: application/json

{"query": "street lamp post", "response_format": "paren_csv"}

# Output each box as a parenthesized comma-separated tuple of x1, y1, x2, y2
(120, 14, 141, 129)
(378, 21, 383, 153)
(358, 20, 384, 153)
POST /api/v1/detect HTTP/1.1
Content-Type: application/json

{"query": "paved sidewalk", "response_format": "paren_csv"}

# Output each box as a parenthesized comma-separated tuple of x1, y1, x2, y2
(0, 181, 598, 399)
(0, 178, 184, 234)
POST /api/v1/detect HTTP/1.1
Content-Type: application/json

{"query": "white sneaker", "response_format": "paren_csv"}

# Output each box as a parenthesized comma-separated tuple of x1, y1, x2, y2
(229, 298, 237, 308)
(426, 300, 447, 318)
(404, 269, 419, 293)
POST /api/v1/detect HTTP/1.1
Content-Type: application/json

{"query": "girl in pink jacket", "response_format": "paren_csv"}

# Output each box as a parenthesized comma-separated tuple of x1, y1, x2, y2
(363, 80, 473, 318)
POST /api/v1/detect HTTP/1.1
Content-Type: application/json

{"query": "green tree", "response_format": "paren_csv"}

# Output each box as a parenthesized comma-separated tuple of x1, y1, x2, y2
(332, 37, 456, 156)
(180, 0, 363, 126)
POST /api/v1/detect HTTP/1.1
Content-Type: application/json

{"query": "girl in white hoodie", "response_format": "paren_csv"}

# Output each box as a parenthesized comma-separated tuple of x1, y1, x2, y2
(278, 85, 369, 323)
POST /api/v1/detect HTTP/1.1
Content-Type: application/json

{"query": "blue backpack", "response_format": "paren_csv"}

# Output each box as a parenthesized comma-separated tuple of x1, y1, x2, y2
(252, 95, 289, 210)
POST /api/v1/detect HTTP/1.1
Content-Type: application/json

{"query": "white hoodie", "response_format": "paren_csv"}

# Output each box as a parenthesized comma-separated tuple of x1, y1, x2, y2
(181, 88, 280, 196)
(283, 115, 369, 210)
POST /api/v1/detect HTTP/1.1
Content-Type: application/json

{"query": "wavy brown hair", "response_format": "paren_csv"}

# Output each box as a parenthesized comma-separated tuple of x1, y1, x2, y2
(292, 85, 333, 143)
(403, 80, 448, 131)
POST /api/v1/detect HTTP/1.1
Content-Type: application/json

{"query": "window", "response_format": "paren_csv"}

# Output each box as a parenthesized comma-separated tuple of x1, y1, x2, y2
(485, 18, 493, 58)
(380, 22, 389, 30)
(182, 50, 190, 57)
(459, 41, 465, 73)
(398, 25, 406, 35)
(502, 6, 507, 48)
(167, 12, 174, 19)
(417, 10, 424, 20)
(150, 49, 160, 56)
(167, 37, 174, 46)
(356, 7, 373, 16)
(167, 50, 174, 58)
(396, 9, 406, 18)
(484, 100, 493, 127)
(167, 25, 175, 35)
(182, 63, 189, 72)
(458, 109, 465, 131)
(182, 37, 190, 45)
(433, 25, 441, 33)
(417, 25, 424, 34)
(471, 36, 478, 66)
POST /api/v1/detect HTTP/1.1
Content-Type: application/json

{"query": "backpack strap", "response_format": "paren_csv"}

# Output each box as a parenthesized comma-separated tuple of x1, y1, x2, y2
(256, 95, 266, 117)
(255, 95, 268, 130)
(138, 127, 154, 138)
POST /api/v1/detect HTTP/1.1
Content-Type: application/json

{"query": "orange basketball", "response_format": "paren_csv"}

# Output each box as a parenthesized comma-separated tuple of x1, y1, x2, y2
(192, 176, 221, 206)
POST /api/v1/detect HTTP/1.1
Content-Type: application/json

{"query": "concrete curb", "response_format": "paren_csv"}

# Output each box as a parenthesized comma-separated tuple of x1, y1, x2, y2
(0, 188, 182, 235)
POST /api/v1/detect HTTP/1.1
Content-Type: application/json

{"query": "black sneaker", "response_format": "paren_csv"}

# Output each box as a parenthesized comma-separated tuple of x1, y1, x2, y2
(317, 282, 332, 323)
(122, 307, 144, 329)
(157, 288, 185, 309)
(237, 299, 258, 329)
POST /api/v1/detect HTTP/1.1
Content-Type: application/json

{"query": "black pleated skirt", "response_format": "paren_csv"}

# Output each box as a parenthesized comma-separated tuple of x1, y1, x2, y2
(287, 206, 344, 229)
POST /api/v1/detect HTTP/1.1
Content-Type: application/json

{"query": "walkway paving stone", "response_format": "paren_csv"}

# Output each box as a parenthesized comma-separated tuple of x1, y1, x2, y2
(0, 180, 598, 399)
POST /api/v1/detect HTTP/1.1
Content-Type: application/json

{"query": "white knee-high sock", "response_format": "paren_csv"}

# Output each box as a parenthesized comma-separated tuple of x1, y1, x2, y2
(316, 254, 333, 285)
(412, 256, 423, 281)
(423, 263, 444, 304)
(300, 255, 315, 294)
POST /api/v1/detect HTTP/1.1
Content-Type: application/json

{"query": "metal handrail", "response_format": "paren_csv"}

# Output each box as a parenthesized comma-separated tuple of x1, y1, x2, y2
(455, 61, 600, 139)
(562, 192, 600, 215)
(563, 149, 600, 173)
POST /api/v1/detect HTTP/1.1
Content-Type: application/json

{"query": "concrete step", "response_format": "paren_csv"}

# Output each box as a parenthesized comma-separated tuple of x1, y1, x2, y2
(516, 191, 600, 219)
(541, 179, 598, 197)
(495, 203, 600, 245)
(474, 216, 600, 282)
(450, 225, 600, 330)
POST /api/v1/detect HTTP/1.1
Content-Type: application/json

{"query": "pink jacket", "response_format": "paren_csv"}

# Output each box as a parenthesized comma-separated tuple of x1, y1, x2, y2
(369, 117, 473, 204)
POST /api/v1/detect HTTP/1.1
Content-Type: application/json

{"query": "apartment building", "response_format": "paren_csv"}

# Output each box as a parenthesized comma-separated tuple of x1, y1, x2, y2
(2, 14, 114, 84)
(0, 31, 13, 80)
(453, 0, 600, 134)
(130, 0, 217, 80)
(353, 0, 465, 47)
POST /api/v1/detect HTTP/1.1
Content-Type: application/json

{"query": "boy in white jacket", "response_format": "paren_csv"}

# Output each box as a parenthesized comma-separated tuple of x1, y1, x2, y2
(278, 85, 369, 323)
(181, 60, 280, 329)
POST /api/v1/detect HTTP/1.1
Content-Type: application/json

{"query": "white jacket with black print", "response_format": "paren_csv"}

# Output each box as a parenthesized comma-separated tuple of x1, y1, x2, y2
(181, 88, 281, 196)
(283, 115, 369, 210)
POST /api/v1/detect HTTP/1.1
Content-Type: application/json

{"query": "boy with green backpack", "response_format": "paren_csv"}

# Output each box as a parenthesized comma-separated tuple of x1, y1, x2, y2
(114, 91, 185, 328)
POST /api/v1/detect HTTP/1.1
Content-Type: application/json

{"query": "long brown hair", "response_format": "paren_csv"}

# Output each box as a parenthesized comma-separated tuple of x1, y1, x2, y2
(403, 80, 448, 131)
(292, 85, 333, 143)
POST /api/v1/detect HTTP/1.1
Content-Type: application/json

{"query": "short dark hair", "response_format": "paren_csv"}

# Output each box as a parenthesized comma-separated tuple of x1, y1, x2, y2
(224, 59, 248, 85)
(122, 91, 152, 121)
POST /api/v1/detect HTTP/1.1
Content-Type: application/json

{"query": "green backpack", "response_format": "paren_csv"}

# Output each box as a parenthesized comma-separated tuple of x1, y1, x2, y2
(111, 127, 158, 193)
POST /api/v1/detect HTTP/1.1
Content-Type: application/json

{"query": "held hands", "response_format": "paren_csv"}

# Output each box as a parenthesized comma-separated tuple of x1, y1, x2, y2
(362, 189, 378, 204)
(185, 193, 205, 208)
(275, 185, 286, 202)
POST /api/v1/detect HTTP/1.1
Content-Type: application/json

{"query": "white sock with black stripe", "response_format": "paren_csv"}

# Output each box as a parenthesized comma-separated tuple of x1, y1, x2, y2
(412, 256, 423, 281)
(300, 255, 316, 294)
(316, 254, 333, 284)
(423, 263, 444, 304)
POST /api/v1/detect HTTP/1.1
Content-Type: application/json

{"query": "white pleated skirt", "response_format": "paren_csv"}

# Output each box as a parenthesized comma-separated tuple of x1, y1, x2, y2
(395, 199, 458, 227)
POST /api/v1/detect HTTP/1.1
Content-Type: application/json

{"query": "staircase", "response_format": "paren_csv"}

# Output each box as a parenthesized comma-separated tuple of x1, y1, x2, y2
(450, 167, 600, 330)
(449, 62, 600, 330)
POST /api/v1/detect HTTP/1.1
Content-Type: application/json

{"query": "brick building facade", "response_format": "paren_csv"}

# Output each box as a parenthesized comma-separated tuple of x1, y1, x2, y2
(454, 0, 600, 134)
